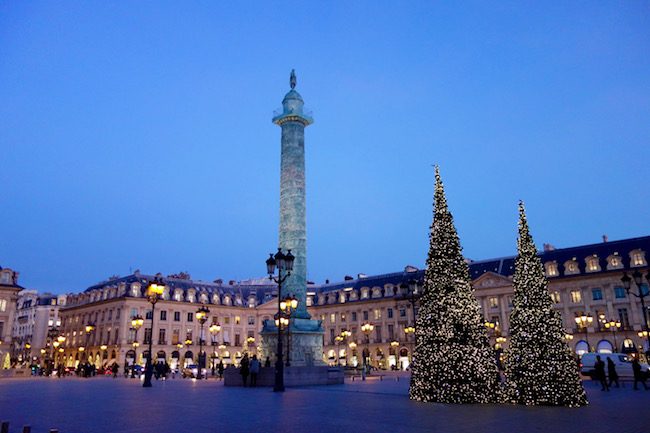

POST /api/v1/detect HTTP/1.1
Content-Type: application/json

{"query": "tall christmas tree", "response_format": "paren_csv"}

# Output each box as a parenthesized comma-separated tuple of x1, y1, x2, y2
(409, 167, 500, 404)
(504, 202, 587, 407)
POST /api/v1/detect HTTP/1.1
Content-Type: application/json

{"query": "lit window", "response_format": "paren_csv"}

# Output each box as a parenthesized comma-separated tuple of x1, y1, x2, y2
(235, 316, 240, 325)
(330, 313, 336, 323)
(570, 290, 582, 303)
(374, 309, 382, 320)
(565, 260, 580, 275)
(545, 262, 559, 277)
(248, 316, 255, 325)
(550, 291, 561, 304)
(489, 297, 499, 309)
(631, 250, 646, 267)
(607, 254, 622, 270)
(586, 256, 600, 273)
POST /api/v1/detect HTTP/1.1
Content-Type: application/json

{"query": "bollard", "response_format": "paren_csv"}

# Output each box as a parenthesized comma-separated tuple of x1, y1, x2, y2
(23, 426, 31, 433)
(1, 421, 8, 433)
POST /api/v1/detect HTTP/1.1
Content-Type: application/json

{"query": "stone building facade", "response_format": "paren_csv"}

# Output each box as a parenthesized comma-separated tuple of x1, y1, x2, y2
(56, 236, 650, 371)
(0, 267, 23, 368)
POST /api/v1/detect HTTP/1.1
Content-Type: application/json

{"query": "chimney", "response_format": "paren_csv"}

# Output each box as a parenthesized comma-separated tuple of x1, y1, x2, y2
(603, 234, 608, 243)
(344, 275, 354, 281)
(325, 279, 330, 284)
(543, 243, 556, 252)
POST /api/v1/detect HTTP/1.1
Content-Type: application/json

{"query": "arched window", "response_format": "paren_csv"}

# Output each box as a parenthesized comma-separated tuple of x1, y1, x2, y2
(544, 261, 559, 277)
(596, 340, 613, 354)
(575, 340, 589, 356)
(585, 255, 601, 273)
(564, 259, 580, 275)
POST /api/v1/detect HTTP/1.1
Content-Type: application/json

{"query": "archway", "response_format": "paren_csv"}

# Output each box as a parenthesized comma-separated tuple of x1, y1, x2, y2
(184, 351, 194, 367)
(171, 350, 180, 370)
(575, 340, 589, 356)
(125, 350, 136, 366)
(156, 350, 166, 363)
(597, 340, 614, 354)
(399, 348, 410, 370)
(622, 338, 636, 354)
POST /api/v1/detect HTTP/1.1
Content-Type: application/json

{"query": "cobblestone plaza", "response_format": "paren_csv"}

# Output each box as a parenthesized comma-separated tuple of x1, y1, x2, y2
(1, 375, 648, 433)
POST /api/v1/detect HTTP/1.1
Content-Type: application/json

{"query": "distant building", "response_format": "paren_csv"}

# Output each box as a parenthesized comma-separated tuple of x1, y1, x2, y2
(0, 267, 23, 368)
(12, 290, 67, 365)
(55, 236, 650, 372)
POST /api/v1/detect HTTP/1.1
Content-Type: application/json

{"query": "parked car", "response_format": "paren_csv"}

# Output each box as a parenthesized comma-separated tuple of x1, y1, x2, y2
(580, 353, 649, 379)
(182, 364, 199, 378)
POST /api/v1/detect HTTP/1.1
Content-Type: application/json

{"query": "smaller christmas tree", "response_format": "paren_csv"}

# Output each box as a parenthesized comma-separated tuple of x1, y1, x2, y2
(504, 202, 587, 407)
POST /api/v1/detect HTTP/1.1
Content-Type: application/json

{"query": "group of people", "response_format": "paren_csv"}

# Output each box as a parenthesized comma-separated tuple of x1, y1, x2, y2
(238, 354, 271, 386)
(593, 355, 649, 391)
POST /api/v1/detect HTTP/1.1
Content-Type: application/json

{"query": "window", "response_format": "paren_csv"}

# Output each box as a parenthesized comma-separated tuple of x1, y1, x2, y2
(116, 309, 121, 319)
(108, 310, 112, 320)
(570, 290, 582, 303)
(235, 316, 240, 325)
(330, 329, 335, 344)
(565, 260, 580, 275)
(642, 284, 650, 297)
(174, 312, 181, 322)
(363, 311, 369, 321)
(351, 312, 357, 322)
(607, 255, 623, 270)
(375, 325, 382, 343)
(235, 334, 240, 346)
(545, 262, 559, 277)
(158, 329, 166, 345)
(187, 312, 193, 322)
(130, 308, 138, 318)
(591, 288, 603, 301)
(388, 324, 394, 339)
(247, 316, 255, 325)
(330, 313, 336, 323)
(586, 256, 600, 272)
(618, 308, 630, 329)
(387, 308, 393, 319)
(144, 328, 152, 344)
(146, 310, 153, 320)
(1, 299, 8, 311)
(399, 309, 406, 318)
(160, 311, 167, 321)
(172, 329, 180, 345)
(489, 297, 499, 308)
(631, 250, 646, 267)
(186, 330, 193, 341)
(224, 317, 230, 325)
(614, 287, 626, 299)
(341, 313, 346, 322)
(174, 292, 182, 302)
(550, 291, 561, 304)
(373, 309, 382, 320)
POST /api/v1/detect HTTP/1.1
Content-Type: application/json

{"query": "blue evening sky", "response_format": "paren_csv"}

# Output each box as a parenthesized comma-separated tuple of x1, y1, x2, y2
(1, 2, 649, 294)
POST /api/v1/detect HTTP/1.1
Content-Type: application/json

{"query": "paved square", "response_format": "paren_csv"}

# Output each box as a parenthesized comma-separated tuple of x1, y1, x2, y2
(1, 374, 648, 433)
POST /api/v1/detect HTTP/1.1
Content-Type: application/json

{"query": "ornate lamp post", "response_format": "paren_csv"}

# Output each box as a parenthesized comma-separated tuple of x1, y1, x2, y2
(361, 322, 374, 381)
(46, 326, 60, 374)
(195, 305, 210, 379)
(280, 295, 298, 366)
(83, 323, 95, 362)
(130, 314, 144, 378)
(574, 313, 593, 352)
(621, 270, 650, 354)
(143, 274, 165, 388)
(265, 248, 295, 393)
(604, 319, 622, 351)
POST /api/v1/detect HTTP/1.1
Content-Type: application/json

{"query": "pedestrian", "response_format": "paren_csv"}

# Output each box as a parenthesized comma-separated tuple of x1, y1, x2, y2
(240, 354, 250, 387)
(250, 355, 260, 387)
(112, 362, 119, 378)
(217, 360, 225, 380)
(594, 355, 609, 391)
(632, 358, 649, 390)
(607, 357, 619, 388)
(264, 356, 271, 368)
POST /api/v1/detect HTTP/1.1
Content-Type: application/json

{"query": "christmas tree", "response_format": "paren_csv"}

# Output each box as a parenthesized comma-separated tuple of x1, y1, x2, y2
(504, 202, 587, 407)
(409, 167, 500, 404)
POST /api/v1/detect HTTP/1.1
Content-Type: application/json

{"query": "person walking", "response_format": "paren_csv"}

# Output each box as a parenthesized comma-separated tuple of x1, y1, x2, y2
(250, 355, 260, 387)
(632, 358, 649, 390)
(594, 355, 609, 391)
(217, 360, 225, 380)
(264, 356, 271, 368)
(240, 354, 250, 387)
(607, 358, 619, 388)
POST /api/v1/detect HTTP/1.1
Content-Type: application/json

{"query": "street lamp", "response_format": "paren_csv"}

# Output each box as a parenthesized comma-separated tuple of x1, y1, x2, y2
(621, 270, 650, 355)
(143, 274, 165, 388)
(574, 313, 593, 352)
(265, 248, 295, 393)
(281, 295, 298, 366)
(361, 322, 374, 381)
(209, 322, 222, 345)
(130, 314, 144, 378)
(604, 319, 622, 351)
(195, 305, 210, 379)
(83, 323, 95, 363)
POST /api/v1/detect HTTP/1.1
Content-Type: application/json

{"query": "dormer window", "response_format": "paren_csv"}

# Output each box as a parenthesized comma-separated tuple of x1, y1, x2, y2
(361, 288, 369, 299)
(564, 259, 580, 275)
(585, 255, 601, 273)
(607, 254, 623, 270)
(545, 261, 559, 277)
(174, 290, 183, 302)
(130, 283, 141, 298)
(630, 249, 647, 267)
